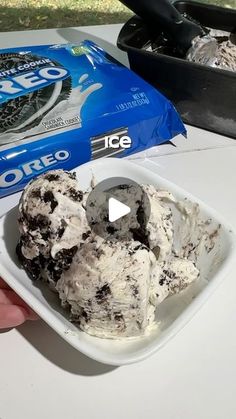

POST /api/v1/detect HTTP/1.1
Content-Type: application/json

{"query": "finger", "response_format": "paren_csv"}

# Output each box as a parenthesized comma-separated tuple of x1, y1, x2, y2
(0, 278, 11, 290)
(0, 290, 39, 320)
(24, 308, 39, 321)
(0, 305, 29, 329)
(0, 289, 27, 306)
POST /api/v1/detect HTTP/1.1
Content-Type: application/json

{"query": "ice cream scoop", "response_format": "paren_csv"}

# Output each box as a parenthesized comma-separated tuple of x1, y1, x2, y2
(120, 0, 218, 65)
(85, 182, 173, 259)
(56, 238, 162, 338)
(17, 170, 90, 287)
(16, 169, 199, 339)
(56, 239, 199, 339)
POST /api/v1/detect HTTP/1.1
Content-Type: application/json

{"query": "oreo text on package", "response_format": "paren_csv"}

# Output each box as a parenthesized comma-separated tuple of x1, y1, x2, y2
(0, 41, 186, 198)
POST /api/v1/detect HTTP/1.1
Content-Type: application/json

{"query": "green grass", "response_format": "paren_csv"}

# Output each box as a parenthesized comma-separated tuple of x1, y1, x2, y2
(0, 0, 132, 31)
(0, 0, 235, 31)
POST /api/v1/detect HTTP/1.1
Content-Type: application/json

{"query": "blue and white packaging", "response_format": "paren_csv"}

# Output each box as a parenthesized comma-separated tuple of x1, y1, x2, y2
(0, 40, 186, 198)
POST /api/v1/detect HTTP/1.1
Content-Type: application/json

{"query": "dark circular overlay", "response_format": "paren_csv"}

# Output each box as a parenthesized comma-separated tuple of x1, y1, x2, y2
(86, 177, 151, 241)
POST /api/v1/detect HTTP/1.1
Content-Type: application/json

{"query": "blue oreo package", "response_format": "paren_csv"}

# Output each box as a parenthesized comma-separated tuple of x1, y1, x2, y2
(0, 40, 186, 197)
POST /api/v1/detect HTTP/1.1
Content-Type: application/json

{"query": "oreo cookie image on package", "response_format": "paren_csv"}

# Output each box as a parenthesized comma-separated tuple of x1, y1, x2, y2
(0, 40, 186, 198)
(0, 52, 72, 136)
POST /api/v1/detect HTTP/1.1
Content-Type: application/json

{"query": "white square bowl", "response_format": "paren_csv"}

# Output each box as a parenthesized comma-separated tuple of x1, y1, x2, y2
(0, 158, 235, 366)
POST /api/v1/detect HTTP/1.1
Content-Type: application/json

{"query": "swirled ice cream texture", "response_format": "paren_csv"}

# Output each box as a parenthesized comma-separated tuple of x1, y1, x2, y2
(17, 170, 90, 288)
(17, 169, 201, 339)
(187, 29, 236, 72)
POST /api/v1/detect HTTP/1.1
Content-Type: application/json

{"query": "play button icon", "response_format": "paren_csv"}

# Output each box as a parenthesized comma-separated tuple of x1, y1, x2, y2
(108, 197, 131, 222)
(85, 177, 150, 240)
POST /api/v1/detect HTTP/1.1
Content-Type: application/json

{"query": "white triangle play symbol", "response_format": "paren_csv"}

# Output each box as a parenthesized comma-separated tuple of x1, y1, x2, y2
(108, 197, 131, 222)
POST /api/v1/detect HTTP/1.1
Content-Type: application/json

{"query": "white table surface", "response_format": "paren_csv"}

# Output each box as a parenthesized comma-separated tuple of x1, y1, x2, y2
(1, 24, 236, 419)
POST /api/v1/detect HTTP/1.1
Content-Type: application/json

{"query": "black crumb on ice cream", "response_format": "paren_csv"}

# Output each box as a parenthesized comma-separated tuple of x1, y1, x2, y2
(16, 169, 200, 339)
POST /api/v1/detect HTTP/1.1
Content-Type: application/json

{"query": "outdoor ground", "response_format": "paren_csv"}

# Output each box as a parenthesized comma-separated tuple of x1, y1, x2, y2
(0, 0, 235, 31)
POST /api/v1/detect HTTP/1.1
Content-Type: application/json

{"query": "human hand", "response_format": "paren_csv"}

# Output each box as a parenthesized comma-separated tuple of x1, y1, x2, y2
(0, 277, 38, 329)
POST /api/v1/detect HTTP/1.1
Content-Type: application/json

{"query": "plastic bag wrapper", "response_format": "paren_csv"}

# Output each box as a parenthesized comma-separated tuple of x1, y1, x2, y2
(0, 40, 186, 198)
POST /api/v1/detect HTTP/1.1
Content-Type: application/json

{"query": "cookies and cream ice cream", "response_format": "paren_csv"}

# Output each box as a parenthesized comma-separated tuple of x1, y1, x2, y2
(149, 27, 236, 72)
(17, 170, 90, 288)
(56, 238, 162, 338)
(56, 242, 198, 338)
(187, 29, 236, 71)
(214, 39, 236, 72)
(17, 169, 200, 339)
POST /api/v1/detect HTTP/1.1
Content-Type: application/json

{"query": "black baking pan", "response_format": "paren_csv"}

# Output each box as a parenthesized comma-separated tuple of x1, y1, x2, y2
(117, 1, 236, 139)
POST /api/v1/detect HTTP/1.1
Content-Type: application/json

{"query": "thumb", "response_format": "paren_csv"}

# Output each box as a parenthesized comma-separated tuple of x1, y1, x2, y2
(0, 305, 29, 329)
